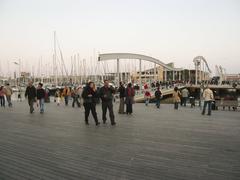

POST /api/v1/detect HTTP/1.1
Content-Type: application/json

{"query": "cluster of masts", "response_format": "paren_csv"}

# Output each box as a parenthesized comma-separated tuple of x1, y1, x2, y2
(0, 31, 229, 87)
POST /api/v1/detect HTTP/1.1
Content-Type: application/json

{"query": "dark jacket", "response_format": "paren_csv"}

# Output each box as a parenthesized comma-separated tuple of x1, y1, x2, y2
(37, 88, 45, 100)
(25, 86, 37, 99)
(118, 85, 126, 98)
(155, 90, 162, 99)
(99, 86, 115, 102)
(82, 86, 97, 104)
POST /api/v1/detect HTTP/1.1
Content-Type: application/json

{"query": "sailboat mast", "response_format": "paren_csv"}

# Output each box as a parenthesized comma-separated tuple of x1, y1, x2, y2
(54, 31, 58, 85)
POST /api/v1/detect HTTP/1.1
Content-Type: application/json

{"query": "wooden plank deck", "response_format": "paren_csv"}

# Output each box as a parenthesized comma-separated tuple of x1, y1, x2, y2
(0, 101, 240, 180)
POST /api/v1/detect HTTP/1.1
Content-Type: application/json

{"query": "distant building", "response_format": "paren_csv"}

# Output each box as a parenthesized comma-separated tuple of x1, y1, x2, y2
(226, 74, 240, 81)
(131, 65, 210, 83)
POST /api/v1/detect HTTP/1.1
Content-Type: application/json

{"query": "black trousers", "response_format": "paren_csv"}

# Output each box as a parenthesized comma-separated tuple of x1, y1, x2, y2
(102, 101, 115, 124)
(28, 98, 35, 113)
(72, 97, 80, 107)
(0, 96, 5, 107)
(83, 103, 98, 124)
(64, 96, 69, 106)
(126, 100, 133, 114)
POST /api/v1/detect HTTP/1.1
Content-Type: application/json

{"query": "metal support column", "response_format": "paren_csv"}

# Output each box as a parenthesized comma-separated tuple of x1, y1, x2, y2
(165, 69, 167, 82)
(154, 63, 157, 81)
(117, 58, 120, 86)
(199, 60, 202, 82)
(195, 62, 198, 85)
(139, 59, 142, 90)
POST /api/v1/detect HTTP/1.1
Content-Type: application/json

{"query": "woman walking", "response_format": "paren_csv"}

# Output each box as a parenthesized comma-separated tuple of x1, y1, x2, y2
(82, 82, 100, 126)
(5, 83, 13, 107)
(36, 83, 45, 114)
(71, 87, 80, 108)
(125, 83, 135, 115)
(172, 87, 181, 110)
(0, 86, 6, 107)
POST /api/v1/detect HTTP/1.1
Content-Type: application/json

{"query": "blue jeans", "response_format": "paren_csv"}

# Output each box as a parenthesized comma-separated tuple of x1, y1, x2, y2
(182, 97, 187, 106)
(6, 96, 12, 107)
(64, 96, 69, 106)
(202, 101, 212, 115)
(39, 98, 45, 113)
(174, 102, 179, 109)
(145, 98, 149, 106)
(156, 99, 160, 108)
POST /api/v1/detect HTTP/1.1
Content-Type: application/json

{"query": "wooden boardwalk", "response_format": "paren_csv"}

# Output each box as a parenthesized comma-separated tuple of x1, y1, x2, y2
(0, 101, 240, 180)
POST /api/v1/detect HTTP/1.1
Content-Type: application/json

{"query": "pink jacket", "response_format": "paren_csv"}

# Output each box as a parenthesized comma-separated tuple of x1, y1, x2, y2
(0, 89, 5, 96)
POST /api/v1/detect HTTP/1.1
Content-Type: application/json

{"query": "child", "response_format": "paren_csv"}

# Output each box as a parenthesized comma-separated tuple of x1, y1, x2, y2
(55, 89, 61, 106)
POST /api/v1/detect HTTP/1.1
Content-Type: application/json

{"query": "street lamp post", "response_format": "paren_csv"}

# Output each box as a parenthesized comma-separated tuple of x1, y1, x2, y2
(13, 59, 21, 86)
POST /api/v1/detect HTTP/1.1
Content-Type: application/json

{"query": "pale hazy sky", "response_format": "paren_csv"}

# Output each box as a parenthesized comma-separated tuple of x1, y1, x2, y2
(0, 0, 240, 76)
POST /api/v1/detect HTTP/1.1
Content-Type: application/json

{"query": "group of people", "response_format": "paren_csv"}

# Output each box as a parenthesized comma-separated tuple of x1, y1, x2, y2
(144, 84, 162, 108)
(172, 86, 214, 115)
(54, 86, 82, 107)
(0, 83, 13, 108)
(81, 80, 116, 126)
(25, 81, 83, 114)
(24, 79, 117, 126)
(118, 82, 135, 115)
(25, 81, 45, 114)
(3, 80, 215, 125)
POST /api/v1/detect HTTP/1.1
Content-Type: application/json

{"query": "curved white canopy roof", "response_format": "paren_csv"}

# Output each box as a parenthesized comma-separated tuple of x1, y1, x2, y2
(193, 56, 212, 73)
(98, 53, 182, 71)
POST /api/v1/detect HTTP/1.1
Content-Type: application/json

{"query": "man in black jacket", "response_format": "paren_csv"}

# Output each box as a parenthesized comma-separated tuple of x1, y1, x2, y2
(155, 87, 162, 108)
(25, 81, 37, 113)
(99, 80, 116, 125)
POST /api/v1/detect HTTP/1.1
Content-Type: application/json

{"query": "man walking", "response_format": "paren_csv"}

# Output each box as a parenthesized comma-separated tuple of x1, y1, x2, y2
(62, 86, 71, 106)
(25, 81, 37, 113)
(181, 88, 189, 107)
(202, 85, 214, 116)
(99, 80, 116, 126)
(71, 87, 81, 108)
(154, 87, 162, 108)
(118, 81, 125, 114)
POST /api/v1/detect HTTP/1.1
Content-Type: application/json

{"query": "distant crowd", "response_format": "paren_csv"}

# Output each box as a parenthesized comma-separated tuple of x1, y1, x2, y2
(0, 80, 221, 125)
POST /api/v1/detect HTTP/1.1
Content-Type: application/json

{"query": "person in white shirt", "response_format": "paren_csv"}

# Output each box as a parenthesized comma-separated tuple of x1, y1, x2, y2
(202, 85, 214, 116)
(181, 88, 189, 107)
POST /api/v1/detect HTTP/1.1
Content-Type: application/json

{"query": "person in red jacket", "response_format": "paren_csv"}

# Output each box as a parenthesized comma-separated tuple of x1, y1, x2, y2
(125, 83, 135, 114)
(145, 90, 151, 106)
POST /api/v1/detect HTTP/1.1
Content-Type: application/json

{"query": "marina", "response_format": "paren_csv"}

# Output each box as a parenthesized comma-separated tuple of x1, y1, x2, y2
(0, 0, 240, 179)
